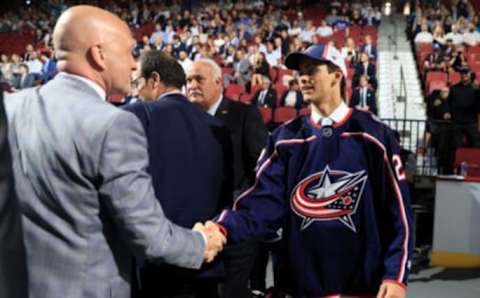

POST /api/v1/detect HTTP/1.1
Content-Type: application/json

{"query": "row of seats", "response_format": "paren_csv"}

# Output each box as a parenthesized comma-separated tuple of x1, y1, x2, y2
(258, 106, 311, 125)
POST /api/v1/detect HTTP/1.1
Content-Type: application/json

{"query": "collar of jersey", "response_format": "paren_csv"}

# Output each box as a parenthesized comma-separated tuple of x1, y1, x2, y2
(309, 102, 352, 128)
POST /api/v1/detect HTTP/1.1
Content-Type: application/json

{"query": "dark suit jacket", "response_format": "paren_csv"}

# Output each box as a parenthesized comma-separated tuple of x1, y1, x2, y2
(360, 44, 378, 60)
(12, 73, 35, 90)
(280, 90, 304, 109)
(123, 93, 232, 230)
(122, 93, 233, 286)
(215, 97, 268, 195)
(0, 91, 28, 298)
(353, 62, 377, 89)
(214, 97, 267, 298)
(251, 88, 277, 109)
(349, 87, 378, 115)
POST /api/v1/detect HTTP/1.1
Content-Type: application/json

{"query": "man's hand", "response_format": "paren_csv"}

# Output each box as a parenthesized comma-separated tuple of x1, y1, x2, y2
(376, 282, 406, 298)
(193, 221, 227, 263)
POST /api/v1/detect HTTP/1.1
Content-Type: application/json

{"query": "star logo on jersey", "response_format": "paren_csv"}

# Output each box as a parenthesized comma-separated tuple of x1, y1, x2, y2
(290, 166, 368, 232)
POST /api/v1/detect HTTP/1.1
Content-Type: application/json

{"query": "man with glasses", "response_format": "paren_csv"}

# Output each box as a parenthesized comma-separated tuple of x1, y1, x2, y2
(212, 44, 413, 298)
(122, 50, 231, 298)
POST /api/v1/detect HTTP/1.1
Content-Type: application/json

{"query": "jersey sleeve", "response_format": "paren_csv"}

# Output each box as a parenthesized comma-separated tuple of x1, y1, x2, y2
(379, 128, 414, 288)
(214, 132, 288, 244)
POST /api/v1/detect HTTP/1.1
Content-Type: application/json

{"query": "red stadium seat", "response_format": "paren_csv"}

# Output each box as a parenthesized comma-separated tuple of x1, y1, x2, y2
(222, 67, 234, 76)
(258, 107, 272, 124)
(269, 67, 278, 83)
(250, 84, 263, 96)
(273, 107, 297, 124)
(316, 36, 330, 45)
(454, 148, 480, 176)
(277, 69, 294, 84)
(274, 83, 288, 106)
(427, 80, 447, 95)
(449, 72, 461, 85)
(224, 84, 244, 100)
(239, 93, 254, 104)
(467, 46, 480, 55)
(426, 71, 448, 84)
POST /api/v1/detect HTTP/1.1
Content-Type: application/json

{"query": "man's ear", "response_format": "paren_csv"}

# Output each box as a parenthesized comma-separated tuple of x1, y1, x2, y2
(88, 44, 106, 71)
(150, 71, 161, 87)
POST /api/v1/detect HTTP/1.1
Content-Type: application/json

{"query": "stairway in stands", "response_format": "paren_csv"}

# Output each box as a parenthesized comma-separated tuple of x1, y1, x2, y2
(376, 14, 427, 153)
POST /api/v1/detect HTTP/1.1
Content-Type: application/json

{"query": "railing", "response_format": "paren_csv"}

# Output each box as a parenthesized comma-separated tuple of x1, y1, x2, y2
(381, 118, 436, 176)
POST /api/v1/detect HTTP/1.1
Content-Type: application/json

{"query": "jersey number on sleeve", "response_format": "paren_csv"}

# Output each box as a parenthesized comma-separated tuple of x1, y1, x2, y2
(392, 154, 406, 181)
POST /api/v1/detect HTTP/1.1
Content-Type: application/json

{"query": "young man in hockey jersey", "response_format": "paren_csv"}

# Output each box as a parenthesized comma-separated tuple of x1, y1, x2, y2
(214, 44, 413, 298)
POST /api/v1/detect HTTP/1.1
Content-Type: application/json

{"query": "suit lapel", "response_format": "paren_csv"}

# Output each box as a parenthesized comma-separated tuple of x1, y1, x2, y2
(215, 98, 229, 122)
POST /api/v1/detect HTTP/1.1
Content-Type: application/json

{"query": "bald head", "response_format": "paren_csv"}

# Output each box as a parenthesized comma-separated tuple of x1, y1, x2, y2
(53, 5, 129, 59)
(52, 5, 137, 95)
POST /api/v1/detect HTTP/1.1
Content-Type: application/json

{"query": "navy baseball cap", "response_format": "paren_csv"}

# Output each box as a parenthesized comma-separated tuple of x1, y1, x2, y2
(285, 44, 347, 77)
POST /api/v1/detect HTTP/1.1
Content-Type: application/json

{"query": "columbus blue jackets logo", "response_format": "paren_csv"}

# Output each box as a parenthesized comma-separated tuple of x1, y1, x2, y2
(291, 166, 368, 232)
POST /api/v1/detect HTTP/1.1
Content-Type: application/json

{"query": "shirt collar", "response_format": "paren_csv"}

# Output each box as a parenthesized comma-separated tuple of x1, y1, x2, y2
(158, 90, 183, 100)
(58, 72, 106, 101)
(310, 101, 349, 124)
(207, 94, 223, 116)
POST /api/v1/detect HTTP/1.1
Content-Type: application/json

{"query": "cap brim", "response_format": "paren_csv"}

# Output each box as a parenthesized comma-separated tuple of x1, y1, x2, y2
(285, 52, 327, 70)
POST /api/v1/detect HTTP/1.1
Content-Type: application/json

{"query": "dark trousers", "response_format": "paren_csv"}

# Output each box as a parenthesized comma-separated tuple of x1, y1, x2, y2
(139, 264, 221, 298)
(222, 239, 259, 298)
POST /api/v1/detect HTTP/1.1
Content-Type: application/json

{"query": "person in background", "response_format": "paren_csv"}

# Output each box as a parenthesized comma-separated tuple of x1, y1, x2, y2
(279, 79, 304, 110)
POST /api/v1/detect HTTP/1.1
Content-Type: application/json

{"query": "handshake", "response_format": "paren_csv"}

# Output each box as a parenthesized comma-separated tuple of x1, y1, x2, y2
(193, 221, 227, 263)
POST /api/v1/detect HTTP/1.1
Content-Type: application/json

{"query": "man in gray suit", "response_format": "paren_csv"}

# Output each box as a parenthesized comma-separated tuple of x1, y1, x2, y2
(223, 48, 251, 87)
(0, 91, 28, 298)
(3, 6, 225, 298)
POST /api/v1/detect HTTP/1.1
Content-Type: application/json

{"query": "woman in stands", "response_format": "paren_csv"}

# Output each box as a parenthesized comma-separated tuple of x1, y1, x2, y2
(341, 37, 359, 65)
(252, 52, 271, 86)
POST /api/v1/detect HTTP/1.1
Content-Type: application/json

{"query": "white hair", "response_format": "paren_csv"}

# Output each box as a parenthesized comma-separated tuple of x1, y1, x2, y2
(195, 58, 222, 81)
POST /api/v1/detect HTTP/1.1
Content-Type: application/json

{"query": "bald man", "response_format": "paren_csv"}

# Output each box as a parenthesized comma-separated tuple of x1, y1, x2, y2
(3, 6, 225, 298)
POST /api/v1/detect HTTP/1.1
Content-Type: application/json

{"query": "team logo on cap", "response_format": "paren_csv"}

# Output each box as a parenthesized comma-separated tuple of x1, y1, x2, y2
(290, 166, 367, 232)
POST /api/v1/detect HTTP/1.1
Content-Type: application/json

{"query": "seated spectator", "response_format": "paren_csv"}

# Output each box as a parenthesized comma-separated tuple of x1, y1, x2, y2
(279, 79, 303, 109)
(349, 75, 377, 115)
(316, 20, 333, 37)
(26, 51, 43, 80)
(299, 20, 316, 44)
(432, 25, 446, 46)
(326, 8, 338, 26)
(151, 36, 165, 51)
(414, 24, 433, 44)
(40, 51, 57, 83)
(23, 44, 35, 61)
(251, 77, 276, 108)
(251, 52, 271, 87)
(12, 64, 35, 90)
(0, 54, 13, 82)
(265, 41, 281, 67)
(353, 52, 377, 89)
(341, 37, 359, 65)
(445, 24, 463, 45)
(178, 50, 192, 72)
(463, 24, 480, 47)
(360, 34, 377, 60)
(223, 48, 251, 88)
(333, 15, 350, 32)
(350, 9, 363, 26)
(424, 43, 447, 73)
(448, 45, 469, 72)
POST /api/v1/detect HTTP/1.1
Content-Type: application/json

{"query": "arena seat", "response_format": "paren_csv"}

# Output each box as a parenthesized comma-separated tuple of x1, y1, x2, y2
(258, 107, 272, 124)
(454, 148, 480, 177)
(273, 107, 297, 124)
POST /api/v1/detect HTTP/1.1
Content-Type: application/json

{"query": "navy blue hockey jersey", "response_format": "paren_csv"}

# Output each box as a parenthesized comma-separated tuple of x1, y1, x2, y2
(215, 108, 413, 297)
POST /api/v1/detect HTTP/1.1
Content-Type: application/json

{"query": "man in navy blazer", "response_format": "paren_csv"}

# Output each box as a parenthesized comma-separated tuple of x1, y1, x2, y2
(123, 51, 232, 298)
(353, 52, 377, 90)
(360, 34, 378, 60)
(349, 74, 378, 115)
